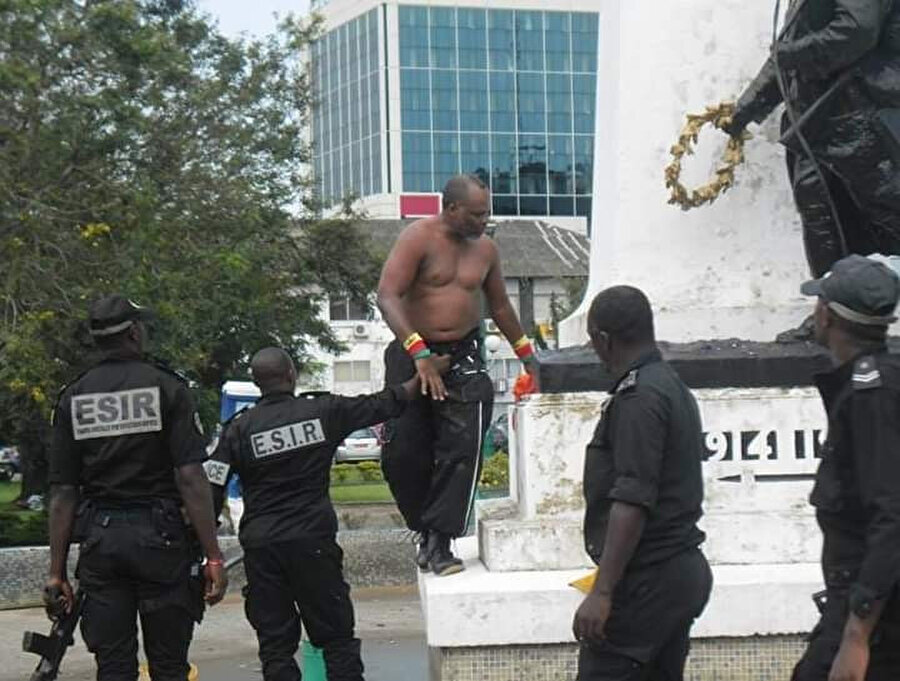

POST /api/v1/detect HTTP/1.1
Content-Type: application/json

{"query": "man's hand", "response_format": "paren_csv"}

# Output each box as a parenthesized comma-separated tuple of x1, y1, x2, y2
(829, 636, 869, 681)
(203, 561, 228, 605)
(43, 576, 75, 620)
(722, 104, 753, 139)
(524, 360, 540, 391)
(572, 591, 612, 644)
(415, 355, 448, 401)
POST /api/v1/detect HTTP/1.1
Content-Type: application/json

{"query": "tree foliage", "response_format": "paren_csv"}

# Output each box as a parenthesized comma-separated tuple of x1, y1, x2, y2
(0, 0, 380, 444)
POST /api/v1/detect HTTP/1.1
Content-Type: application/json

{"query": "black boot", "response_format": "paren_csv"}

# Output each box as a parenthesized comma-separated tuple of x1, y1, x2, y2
(415, 531, 430, 571)
(427, 532, 464, 577)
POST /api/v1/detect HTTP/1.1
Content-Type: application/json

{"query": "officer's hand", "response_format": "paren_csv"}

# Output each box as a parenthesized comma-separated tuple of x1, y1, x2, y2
(415, 356, 448, 401)
(829, 636, 869, 681)
(523, 360, 540, 391)
(572, 591, 612, 645)
(43, 577, 74, 620)
(203, 561, 228, 606)
(722, 104, 753, 139)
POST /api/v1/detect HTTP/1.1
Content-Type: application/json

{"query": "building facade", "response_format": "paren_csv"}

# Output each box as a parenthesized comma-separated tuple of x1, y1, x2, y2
(309, 0, 599, 227)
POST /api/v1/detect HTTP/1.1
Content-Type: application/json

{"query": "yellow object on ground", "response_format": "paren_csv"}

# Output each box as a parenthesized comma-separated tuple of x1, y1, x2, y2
(569, 570, 598, 594)
(138, 662, 198, 680)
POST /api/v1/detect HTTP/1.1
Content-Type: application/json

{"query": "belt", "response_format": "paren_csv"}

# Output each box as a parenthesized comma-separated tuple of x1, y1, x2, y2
(93, 507, 154, 524)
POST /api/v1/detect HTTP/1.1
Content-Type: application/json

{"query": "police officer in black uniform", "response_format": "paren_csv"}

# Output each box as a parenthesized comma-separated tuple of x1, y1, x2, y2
(573, 286, 712, 681)
(46, 295, 227, 681)
(205, 346, 447, 681)
(794, 254, 900, 681)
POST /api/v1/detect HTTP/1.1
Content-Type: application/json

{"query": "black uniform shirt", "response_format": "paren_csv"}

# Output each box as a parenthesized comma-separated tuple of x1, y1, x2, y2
(813, 350, 900, 615)
(49, 350, 207, 503)
(583, 350, 706, 569)
(206, 386, 410, 548)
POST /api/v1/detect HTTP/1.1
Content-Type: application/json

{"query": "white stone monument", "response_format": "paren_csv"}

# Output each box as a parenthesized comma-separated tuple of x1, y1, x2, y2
(420, 2, 831, 680)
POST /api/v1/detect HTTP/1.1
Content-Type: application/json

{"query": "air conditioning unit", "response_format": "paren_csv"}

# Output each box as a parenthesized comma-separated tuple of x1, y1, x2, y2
(353, 324, 368, 338)
(485, 320, 500, 334)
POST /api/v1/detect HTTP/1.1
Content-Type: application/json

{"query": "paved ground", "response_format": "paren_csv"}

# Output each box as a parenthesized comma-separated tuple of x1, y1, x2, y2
(3, 586, 426, 681)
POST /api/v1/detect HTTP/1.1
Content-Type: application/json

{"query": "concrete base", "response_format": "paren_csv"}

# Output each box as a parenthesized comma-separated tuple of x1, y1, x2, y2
(420, 539, 821, 651)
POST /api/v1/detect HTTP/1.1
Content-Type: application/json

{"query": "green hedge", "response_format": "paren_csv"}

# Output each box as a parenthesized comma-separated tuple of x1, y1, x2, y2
(0, 508, 48, 547)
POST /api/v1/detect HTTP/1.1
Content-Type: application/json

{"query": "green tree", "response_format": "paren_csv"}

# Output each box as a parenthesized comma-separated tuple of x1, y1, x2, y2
(0, 1, 380, 479)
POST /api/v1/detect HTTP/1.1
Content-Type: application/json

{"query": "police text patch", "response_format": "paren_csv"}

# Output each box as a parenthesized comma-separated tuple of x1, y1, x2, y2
(203, 459, 230, 486)
(250, 419, 325, 459)
(71, 387, 162, 441)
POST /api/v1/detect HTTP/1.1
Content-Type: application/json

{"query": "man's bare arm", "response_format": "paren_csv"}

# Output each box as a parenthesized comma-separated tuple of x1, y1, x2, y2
(376, 226, 426, 341)
(482, 243, 528, 342)
(377, 225, 448, 400)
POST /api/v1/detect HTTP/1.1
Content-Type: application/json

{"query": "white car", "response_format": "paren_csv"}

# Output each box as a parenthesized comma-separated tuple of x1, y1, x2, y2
(335, 427, 381, 462)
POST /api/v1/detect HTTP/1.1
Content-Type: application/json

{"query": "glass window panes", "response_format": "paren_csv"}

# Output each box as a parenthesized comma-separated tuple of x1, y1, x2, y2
(550, 196, 575, 215)
(573, 74, 595, 134)
(334, 361, 371, 382)
(518, 134, 547, 194)
(459, 70, 488, 131)
(493, 195, 518, 216)
(572, 12, 599, 73)
(545, 13, 571, 72)
(520, 195, 548, 215)
(515, 11, 544, 72)
(458, 8, 487, 69)
(399, 6, 429, 67)
(434, 133, 460, 192)
(517, 72, 545, 133)
(490, 71, 516, 133)
(330, 297, 369, 321)
(548, 135, 573, 194)
(430, 7, 457, 69)
(576, 196, 592, 218)
(574, 136, 593, 194)
(401, 68, 431, 130)
(402, 132, 432, 192)
(491, 134, 518, 194)
(488, 10, 515, 71)
(461, 134, 490, 187)
(431, 69, 458, 131)
(547, 73, 572, 134)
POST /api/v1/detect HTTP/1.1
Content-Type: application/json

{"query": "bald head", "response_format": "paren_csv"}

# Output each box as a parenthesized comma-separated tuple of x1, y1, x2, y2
(250, 347, 296, 394)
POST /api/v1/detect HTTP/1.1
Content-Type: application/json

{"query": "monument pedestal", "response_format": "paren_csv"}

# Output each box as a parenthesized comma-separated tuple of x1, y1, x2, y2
(421, 345, 840, 681)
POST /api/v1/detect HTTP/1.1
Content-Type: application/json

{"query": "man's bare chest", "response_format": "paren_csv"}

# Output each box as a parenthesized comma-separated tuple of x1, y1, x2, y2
(420, 247, 489, 290)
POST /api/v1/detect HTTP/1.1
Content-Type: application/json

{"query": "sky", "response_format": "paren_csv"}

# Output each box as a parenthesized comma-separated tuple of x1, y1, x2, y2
(197, 0, 312, 39)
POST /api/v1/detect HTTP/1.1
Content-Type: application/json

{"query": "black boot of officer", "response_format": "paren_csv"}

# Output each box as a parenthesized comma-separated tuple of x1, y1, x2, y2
(426, 531, 463, 577)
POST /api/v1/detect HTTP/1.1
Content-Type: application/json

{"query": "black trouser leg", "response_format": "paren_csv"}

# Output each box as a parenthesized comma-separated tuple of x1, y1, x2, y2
(381, 342, 433, 532)
(244, 549, 303, 681)
(80, 582, 140, 681)
(421, 397, 492, 537)
(140, 605, 195, 681)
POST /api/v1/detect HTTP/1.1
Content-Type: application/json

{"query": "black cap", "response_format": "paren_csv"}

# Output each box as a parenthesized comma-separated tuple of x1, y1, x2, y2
(88, 295, 152, 337)
(800, 254, 900, 326)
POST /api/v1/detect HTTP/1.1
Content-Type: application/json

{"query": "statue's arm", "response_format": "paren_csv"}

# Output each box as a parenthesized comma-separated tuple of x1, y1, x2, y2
(777, 0, 891, 79)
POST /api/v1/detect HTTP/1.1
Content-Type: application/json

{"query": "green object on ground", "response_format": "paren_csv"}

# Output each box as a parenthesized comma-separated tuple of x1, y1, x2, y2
(329, 483, 393, 504)
(302, 640, 327, 680)
(0, 481, 20, 504)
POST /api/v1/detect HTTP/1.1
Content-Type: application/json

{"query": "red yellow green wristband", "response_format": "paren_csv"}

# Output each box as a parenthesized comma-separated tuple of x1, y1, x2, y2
(514, 336, 536, 362)
(403, 332, 429, 359)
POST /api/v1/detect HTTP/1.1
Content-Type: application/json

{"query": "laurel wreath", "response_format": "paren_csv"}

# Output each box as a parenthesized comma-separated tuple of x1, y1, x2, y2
(664, 102, 748, 211)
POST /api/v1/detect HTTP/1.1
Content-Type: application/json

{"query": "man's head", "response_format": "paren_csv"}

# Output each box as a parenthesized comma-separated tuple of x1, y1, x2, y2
(587, 286, 656, 372)
(801, 254, 900, 348)
(88, 295, 152, 353)
(442, 174, 490, 239)
(250, 347, 297, 395)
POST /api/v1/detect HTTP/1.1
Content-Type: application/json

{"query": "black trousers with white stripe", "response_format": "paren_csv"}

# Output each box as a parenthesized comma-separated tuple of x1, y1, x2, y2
(382, 337, 493, 538)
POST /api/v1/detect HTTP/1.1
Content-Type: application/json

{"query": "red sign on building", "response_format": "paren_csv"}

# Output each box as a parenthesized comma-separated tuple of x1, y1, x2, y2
(400, 194, 441, 218)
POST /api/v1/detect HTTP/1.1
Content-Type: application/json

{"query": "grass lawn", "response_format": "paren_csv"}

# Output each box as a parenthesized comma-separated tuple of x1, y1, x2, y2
(0, 479, 21, 504)
(329, 482, 393, 504)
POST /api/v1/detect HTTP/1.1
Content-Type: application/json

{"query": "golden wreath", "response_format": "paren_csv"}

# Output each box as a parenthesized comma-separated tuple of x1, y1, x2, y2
(664, 102, 748, 211)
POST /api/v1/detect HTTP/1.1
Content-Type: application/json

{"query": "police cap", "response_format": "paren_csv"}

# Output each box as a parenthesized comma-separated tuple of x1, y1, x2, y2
(88, 295, 152, 337)
(801, 255, 900, 326)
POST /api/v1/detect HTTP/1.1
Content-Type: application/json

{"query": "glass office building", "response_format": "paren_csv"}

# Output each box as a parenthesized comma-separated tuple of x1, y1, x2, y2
(310, 2, 599, 220)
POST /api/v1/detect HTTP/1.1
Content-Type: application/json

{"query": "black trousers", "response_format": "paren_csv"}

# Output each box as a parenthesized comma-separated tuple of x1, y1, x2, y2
(76, 505, 199, 681)
(792, 588, 900, 681)
(242, 537, 363, 681)
(577, 549, 712, 681)
(381, 333, 493, 537)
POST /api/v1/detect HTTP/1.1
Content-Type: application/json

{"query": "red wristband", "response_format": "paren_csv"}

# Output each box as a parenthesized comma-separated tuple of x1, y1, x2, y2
(206, 558, 225, 567)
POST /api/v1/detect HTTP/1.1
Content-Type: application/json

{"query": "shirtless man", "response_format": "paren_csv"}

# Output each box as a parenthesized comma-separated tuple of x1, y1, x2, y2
(377, 174, 539, 575)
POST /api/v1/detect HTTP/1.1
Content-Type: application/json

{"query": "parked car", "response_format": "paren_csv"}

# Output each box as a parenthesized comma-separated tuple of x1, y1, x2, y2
(336, 427, 381, 462)
(0, 445, 21, 482)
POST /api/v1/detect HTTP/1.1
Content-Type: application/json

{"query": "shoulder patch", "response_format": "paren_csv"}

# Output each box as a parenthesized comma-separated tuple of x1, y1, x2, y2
(852, 356, 882, 390)
(203, 459, 230, 486)
(615, 369, 638, 394)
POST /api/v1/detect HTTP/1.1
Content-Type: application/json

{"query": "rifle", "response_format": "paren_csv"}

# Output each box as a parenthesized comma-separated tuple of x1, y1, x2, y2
(22, 589, 86, 681)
